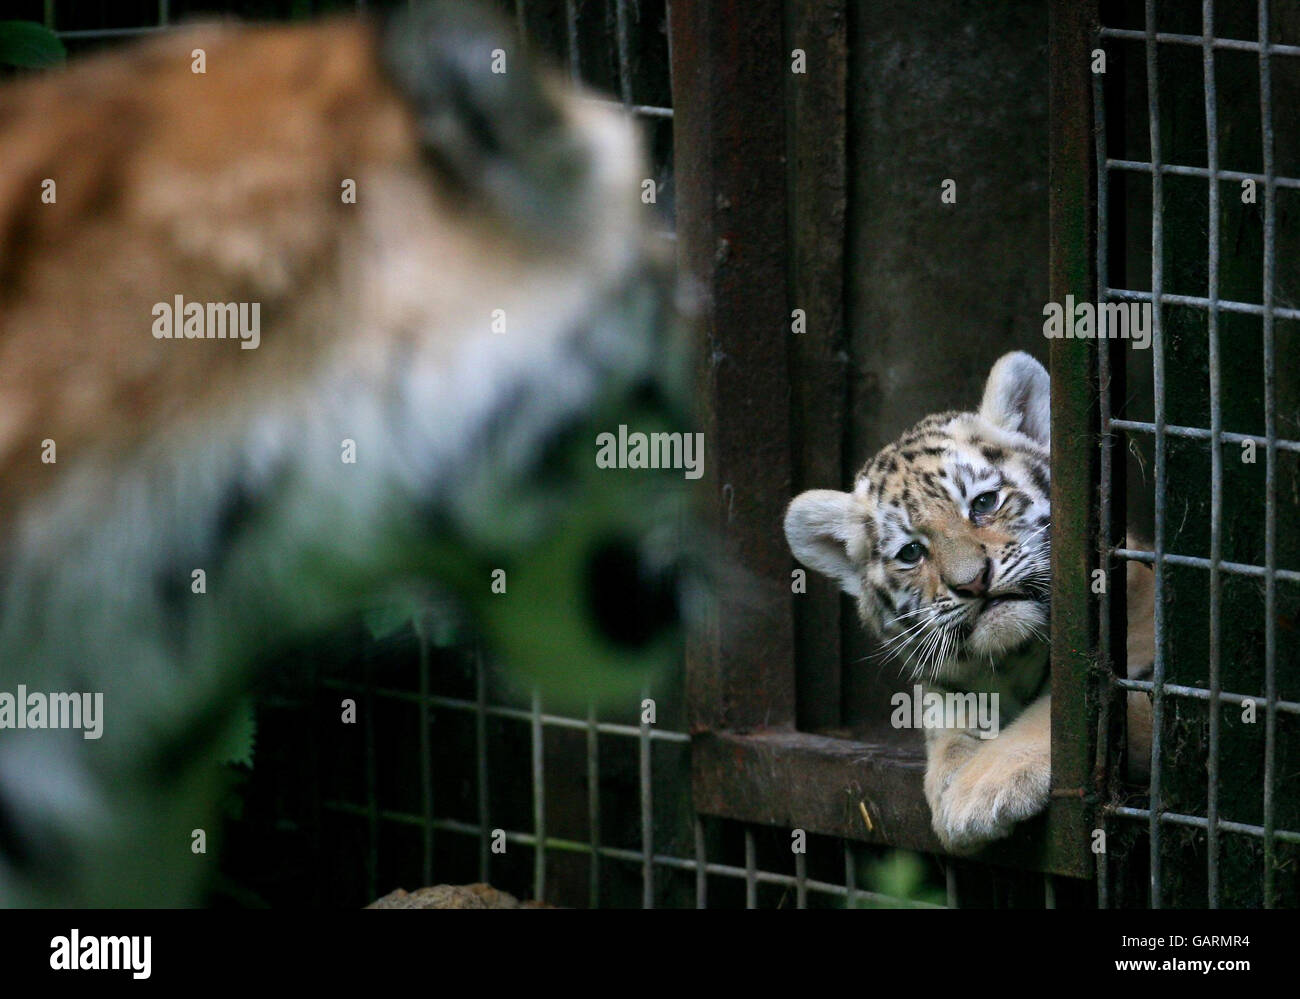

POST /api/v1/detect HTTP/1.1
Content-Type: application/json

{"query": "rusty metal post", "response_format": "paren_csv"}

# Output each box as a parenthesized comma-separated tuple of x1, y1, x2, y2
(1047, 0, 1101, 881)
(672, 0, 797, 735)
(787, 0, 849, 733)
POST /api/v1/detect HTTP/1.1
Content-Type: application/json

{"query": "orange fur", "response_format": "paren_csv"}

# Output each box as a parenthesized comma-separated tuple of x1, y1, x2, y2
(0, 21, 411, 522)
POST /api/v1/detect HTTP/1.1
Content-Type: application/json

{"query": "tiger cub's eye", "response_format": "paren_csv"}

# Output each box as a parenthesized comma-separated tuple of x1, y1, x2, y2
(970, 491, 1000, 517)
(895, 541, 925, 565)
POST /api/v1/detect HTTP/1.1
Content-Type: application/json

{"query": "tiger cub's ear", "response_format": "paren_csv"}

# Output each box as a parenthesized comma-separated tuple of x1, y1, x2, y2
(978, 351, 1051, 447)
(379, 0, 591, 243)
(784, 489, 863, 598)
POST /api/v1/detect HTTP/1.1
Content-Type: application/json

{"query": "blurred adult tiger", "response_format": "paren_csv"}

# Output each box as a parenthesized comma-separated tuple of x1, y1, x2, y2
(0, 2, 693, 905)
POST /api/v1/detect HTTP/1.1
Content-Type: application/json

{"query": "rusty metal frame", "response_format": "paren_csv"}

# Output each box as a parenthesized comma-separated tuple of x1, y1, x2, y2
(674, 2, 797, 736)
(674, 0, 1098, 879)
(1044, 0, 1103, 880)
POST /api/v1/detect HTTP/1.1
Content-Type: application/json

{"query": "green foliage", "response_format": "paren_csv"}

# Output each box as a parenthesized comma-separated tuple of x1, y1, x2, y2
(217, 698, 258, 769)
(852, 850, 947, 908)
(0, 22, 65, 69)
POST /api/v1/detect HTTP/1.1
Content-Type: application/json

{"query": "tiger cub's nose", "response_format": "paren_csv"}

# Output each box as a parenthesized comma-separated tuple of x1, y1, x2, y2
(947, 558, 991, 598)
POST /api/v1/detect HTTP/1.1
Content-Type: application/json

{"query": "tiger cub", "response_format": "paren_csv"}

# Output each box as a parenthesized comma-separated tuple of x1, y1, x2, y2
(785, 352, 1152, 851)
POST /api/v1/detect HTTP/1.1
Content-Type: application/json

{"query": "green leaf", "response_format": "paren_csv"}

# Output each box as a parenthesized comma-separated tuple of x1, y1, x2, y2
(217, 698, 257, 769)
(0, 22, 66, 69)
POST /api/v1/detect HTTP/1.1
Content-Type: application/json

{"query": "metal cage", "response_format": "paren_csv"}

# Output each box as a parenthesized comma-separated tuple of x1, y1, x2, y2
(31, 0, 1298, 909)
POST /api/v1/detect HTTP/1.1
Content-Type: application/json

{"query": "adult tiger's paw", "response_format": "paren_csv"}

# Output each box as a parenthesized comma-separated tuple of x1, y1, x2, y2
(928, 748, 1051, 853)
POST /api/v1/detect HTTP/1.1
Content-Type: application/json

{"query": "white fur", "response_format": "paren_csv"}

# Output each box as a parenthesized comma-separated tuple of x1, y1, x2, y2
(978, 351, 1051, 447)
(783, 489, 864, 597)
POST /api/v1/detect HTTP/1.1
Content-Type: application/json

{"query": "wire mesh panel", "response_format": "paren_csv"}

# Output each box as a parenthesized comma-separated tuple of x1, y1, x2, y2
(1091, 0, 1300, 908)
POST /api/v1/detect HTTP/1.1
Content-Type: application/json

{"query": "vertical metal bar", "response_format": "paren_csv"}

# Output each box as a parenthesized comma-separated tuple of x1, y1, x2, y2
(586, 704, 601, 909)
(531, 688, 546, 902)
(308, 650, 325, 905)
(514, 0, 528, 48)
(416, 615, 434, 886)
(476, 647, 490, 882)
(843, 842, 856, 908)
(1257, 0, 1279, 909)
(1044, 874, 1057, 909)
(640, 689, 654, 909)
(744, 827, 757, 909)
(694, 816, 707, 909)
(1202, 0, 1223, 910)
(788, 0, 849, 732)
(1096, 815, 1111, 909)
(1144, 0, 1169, 909)
(1049, 0, 1102, 879)
(565, 0, 582, 84)
(1092, 49, 1115, 913)
(159, 0, 169, 27)
(672, 0, 797, 738)
(364, 649, 379, 902)
(615, 0, 634, 105)
(945, 863, 958, 908)
(664, 0, 675, 99)
(795, 849, 808, 909)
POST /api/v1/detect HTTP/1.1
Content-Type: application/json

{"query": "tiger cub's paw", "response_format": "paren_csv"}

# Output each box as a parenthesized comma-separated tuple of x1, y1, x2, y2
(928, 749, 1051, 853)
